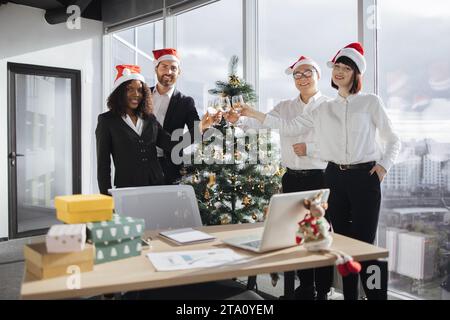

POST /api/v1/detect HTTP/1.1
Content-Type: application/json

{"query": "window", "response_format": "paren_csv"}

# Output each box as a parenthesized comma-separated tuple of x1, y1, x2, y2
(105, 0, 450, 299)
(111, 20, 164, 89)
(176, 0, 243, 116)
(258, 0, 357, 112)
(377, 0, 450, 299)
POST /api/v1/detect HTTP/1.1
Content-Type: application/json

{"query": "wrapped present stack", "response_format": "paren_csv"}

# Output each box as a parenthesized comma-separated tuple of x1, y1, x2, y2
(86, 214, 145, 264)
(23, 194, 146, 279)
(55, 194, 114, 224)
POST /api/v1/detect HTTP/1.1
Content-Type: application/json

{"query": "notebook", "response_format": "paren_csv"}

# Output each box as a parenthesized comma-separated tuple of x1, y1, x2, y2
(159, 228, 216, 245)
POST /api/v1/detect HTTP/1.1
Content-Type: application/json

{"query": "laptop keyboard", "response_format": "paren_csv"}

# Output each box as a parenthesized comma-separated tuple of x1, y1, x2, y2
(242, 240, 261, 248)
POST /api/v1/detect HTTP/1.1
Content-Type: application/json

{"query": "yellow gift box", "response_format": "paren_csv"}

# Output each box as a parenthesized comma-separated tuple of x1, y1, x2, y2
(24, 242, 95, 280)
(55, 194, 114, 224)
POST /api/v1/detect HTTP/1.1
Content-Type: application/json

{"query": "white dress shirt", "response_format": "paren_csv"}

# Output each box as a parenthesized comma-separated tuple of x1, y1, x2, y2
(122, 114, 143, 136)
(239, 91, 329, 170)
(263, 92, 401, 171)
(152, 86, 175, 157)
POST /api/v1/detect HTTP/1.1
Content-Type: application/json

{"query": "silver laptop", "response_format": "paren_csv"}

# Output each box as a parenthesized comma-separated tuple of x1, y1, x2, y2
(108, 185, 202, 230)
(222, 189, 330, 253)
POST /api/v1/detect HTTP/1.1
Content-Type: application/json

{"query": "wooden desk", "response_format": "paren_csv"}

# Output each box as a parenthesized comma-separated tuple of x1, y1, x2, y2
(21, 223, 388, 300)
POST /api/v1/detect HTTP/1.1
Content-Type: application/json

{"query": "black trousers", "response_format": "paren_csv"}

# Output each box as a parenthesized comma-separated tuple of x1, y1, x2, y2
(325, 163, 386, 300)
(282, 170, 334, 298)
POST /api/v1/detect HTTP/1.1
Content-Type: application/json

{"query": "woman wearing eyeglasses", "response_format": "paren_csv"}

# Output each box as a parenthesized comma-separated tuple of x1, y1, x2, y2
(224, 55, 333, 300)
(241, 43, 401, 300)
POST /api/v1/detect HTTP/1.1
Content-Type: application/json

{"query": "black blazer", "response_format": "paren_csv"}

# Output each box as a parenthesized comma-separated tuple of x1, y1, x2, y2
(95, 111, 174, 195)
(151, 87, 200, 182)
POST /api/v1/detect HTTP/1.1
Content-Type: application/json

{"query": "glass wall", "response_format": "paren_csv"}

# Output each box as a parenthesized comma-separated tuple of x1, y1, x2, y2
(377, 0, 450, 299)
(258, 0, 357, 112)
(176, 0, 243, 116)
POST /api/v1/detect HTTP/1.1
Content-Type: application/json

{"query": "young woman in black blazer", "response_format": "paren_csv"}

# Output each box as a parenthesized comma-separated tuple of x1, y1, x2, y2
(96, 65, 175, 195)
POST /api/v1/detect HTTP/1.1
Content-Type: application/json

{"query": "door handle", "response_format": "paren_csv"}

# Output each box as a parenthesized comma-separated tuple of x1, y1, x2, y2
(9, 152, 24, 158)
(9, 152, 24, 167)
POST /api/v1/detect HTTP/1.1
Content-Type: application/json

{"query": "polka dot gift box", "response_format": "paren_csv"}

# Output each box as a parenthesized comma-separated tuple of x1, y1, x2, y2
(45, 224, 87, 253)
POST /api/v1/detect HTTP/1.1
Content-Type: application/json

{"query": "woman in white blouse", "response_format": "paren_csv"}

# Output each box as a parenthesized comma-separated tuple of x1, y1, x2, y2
(241, 43, 401, 300)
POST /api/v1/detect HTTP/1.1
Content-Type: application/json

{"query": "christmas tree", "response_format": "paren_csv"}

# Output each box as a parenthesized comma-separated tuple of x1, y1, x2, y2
(181, 56, 283, 225)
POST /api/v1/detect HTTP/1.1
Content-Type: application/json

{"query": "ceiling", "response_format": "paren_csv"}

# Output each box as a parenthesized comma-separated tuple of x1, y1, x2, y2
(2, 0, 102, 21)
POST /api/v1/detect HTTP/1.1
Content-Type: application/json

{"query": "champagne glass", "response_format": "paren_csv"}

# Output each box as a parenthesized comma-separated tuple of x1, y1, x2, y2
(231, 95, 244, 114)
(206, 98, 218, 116)
(220, 96, 232, 127)
(211, 98, 224, 125)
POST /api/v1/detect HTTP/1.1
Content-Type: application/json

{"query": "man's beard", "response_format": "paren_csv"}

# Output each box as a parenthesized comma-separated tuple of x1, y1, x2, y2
(157, 74, 175, 87)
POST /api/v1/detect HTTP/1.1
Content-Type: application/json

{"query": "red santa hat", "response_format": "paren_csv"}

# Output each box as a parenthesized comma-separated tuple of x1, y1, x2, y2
(112, 64, 146, 92)
(327, 42, 367, 74)
(152, 48, 180, 66)
(285, 55, 321, 78)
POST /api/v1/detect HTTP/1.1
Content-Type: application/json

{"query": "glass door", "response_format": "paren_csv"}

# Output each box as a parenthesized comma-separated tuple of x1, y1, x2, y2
(7, 63, 81, 238)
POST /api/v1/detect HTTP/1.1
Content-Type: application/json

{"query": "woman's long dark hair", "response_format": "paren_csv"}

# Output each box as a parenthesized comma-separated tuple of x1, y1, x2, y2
(107, 80, 153, 119)
(331, 56, 362, 94)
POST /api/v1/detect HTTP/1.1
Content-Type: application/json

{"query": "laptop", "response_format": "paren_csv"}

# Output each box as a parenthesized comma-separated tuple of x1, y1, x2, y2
(222, 189, 330, 253)
(108, 185, 202, 230)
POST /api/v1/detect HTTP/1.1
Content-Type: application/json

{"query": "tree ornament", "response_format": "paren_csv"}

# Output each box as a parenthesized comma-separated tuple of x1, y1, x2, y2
(296, 191, 361, 278)
(220, 214, 231, 225)
(204, 189, 210, 200)
(192, 172, 200, 184)
(229, 74, 241, 86)
(242, 195, 252, 207)
(207, 173, 216, 187)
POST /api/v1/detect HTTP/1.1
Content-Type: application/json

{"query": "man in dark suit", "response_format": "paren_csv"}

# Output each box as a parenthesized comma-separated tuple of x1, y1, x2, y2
(150, 48, 200, 185)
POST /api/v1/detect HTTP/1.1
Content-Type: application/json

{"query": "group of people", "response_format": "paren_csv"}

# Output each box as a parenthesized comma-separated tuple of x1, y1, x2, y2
(96, 43, 401, 300)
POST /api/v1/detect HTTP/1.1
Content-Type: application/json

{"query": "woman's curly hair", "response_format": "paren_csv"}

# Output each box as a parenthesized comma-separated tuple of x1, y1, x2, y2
(107, 80, 153, 118)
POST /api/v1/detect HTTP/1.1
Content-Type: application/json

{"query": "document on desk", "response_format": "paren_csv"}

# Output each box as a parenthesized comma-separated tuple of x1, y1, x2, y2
(147, 249, 246, 271)
(159, 228, 215, 245)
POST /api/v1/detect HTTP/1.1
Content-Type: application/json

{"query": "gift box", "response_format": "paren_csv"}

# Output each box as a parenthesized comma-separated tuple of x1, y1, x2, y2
(46, 224, 86, 253)
(55, 194, 114, 224)
(86, 214, 145, 264)
(94, 237, 142, 264)
(24, 242, 94, 280)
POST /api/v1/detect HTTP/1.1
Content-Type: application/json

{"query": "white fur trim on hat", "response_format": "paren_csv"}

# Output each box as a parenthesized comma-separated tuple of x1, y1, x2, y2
(327, 47, 367, 74)
(112, 73, 146, 92)
(285, 58, 321, 78)
(154, 54, 180, 66)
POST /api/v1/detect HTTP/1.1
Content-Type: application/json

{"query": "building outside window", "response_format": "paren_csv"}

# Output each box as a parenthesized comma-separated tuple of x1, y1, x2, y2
(378, 0, 450, 300)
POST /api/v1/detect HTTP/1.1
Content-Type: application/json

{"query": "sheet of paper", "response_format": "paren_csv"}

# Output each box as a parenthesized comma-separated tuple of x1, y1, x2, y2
(147, 248, 246, 271)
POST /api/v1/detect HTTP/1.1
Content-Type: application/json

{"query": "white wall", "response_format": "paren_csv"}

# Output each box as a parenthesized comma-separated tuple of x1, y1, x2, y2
(0, 3, 103, 238)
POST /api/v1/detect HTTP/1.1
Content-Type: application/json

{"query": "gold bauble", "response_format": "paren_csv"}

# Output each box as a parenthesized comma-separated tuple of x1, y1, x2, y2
(220, 214, 231, 225)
